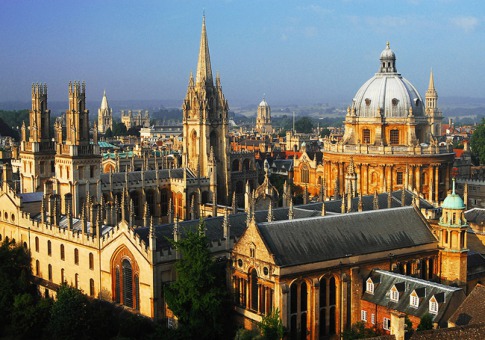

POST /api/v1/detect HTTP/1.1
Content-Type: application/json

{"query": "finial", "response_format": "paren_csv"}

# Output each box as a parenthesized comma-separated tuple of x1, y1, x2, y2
(386, 41, 390, 48)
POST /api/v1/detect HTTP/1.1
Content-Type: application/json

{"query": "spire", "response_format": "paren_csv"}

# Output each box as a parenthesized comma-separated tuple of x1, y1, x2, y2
(373, 191, 379, 210)
(321, 201, 326, 216)
(358, 193, 363, 212)
(401, 187, 406, 207)
(288, 198, 294, 220)
(195, 15, 213, 85)
(428, 69, 435, 91)
(341, 194, 346, 214)
(267, 201, 274, 222)
(232, 191, 237, 214)
(387, 190, 392, 209)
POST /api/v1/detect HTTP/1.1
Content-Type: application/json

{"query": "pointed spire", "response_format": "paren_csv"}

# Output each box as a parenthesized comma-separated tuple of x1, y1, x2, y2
(401, 187, 406, 206)
(341, 194, 346, 214)
(373, 191, 379, 210)
(267, 201, 274, 222)
(288, 198, 294, 220)
(387, 190, 392, 209)
(223, 207, 230, 242)
(321, 201, 326, 216)
(232, 191, 237, 214)
(358, 193, 363, 212)
(428, 68, 435, 91)
(168, 197, 173, 224)
(196, 15, 213, 85)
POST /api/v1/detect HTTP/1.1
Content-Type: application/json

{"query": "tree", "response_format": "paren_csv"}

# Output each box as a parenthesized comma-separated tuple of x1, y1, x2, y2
(49, 284, 89, 340)
(258, 308, 284, 340)
(417, 313, 433, 332)
(294, 117, 314, 133)
(104, 127, 113, 138)
(112, 122, 127, 136)
(470, 118, 485, 164)
(342, 321, 382, 339)
(320, 127, 331, 138)
(127, 126, 141, 137)
(164, 222, 227, 339)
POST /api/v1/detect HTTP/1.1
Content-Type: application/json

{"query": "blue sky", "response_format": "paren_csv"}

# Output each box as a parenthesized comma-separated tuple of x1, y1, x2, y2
(0, 0, 484, 107)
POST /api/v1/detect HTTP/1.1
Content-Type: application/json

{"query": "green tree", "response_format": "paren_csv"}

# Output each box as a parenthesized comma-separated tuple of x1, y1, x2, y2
(127, 126, 141, 137)
(320, 127, 331, 138)
(470, 118, 485, 164)
(343, 321, 382, 339)
(164, 222, 227, 339)
(417, 313, 434, 332)
(258, 308, 284, 340)
(49, 284, 89, 340)
(112, 122, 127, 136)
(11, 293, 53, 339)
(294, 117, 314, 133)
(0, 239, 36, 334)
(104, 127, 113, 138)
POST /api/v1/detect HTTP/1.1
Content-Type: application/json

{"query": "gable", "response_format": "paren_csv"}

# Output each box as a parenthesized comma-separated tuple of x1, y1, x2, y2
(232, 221, 275, 266)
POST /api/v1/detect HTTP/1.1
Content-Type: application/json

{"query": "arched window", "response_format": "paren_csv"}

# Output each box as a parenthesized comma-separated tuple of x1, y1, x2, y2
(301, 166, 309, 184)
(290, 281, 309, 339)
(35, 237, 39, 252)
(61, 268, 64, 283)
(48, 264, 52, 281)
(89, 253, 94, 270)
(60, 244, 65, 260)
(319, 277, 337, 336)
(75, 273, 79, 289)
(135, 275, 140, 310)
(74, 248, 79, 265)
(115, 267, 120, 303)
(36, 260, 40, 276)
(90, 279, 95, 297)
(250, 269, 258, 312)
(47, 240, 52, 256)
(122, 259, 133, 308)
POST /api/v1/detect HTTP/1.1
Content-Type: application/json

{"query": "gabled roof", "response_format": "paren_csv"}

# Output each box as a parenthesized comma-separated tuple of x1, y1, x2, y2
(255, 206, 437, 267)
(363, 270, 465, 327)
(449, 284, 485, 326)
(465, 208, 485, 225)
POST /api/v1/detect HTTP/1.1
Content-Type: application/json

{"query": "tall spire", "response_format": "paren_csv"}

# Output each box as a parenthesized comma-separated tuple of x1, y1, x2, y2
(428, 69, 435, 91)
(196, 15, 213, 85)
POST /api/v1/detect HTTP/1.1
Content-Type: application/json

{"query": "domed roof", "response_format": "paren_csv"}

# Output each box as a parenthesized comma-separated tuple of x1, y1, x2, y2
(442, 180, 465, 210)
(351, 43, 424, 118)
(259, 98, 269, 107)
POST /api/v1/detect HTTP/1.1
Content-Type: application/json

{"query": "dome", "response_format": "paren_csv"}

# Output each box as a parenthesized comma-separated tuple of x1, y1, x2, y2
(259, 98, 269, 107)
(442, 180, 465, 210)
(351, 43, 424, 118)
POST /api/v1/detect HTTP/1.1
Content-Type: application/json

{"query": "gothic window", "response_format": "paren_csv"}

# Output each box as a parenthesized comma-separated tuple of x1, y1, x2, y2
(35, 237, 39, 252)
(47, 240, 51, 256)
(390, 130, 399, 145)
(36, 260, 40, 276)
(250, 269, 258, 312)
(319, 276, 337, 336)
(135, 275, 140, 310)
(60, 244, 65, 260)
(122, 259, 133, 308)
(301, 166, 309, 184)
(363, 129, 371, 144)
(115, 267, 120, 303)
(89, 253, 94, 270)
(61, 268, 64, 283)
(48, 264, 52, 281)
(290, 280, 308, 339)
(74, 248, 79, 265)
(90, 279, 95, 297)
(190, 130, 197, 160)
(75, 273, 79, 289)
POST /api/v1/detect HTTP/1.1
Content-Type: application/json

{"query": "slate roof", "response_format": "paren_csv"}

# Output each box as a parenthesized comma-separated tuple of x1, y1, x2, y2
(255, 206, 437, 267)
(465, 208, 485, 225)
(363, 270, 465, 328)
(19, 192, 44, 203)
(409, 322, 485, 340)
(448, 284, 485, 327)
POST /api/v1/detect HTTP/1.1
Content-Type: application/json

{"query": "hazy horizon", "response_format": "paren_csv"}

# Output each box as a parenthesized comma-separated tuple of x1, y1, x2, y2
(1, 1, 484, 107)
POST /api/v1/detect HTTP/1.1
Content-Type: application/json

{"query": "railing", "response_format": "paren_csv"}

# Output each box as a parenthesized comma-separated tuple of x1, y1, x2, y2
(323, 141, 453, 155)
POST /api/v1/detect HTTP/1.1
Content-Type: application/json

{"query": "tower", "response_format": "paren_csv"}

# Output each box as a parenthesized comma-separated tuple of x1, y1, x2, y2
(98, 90, 113, 134)
(55, 81, 101, 216)
(182, 16, 230, 204)
(19, 83, 56, 192)
(437, 179, 468, 288)
(425, 69, 442, 137)
(255, 97, 272, 133)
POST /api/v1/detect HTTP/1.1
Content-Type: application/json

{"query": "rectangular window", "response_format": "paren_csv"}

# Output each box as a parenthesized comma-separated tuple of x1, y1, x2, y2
(361, 310, 367, 322)
(371, 313, 375, 325)
(366, 281, 374, 294)
(390, 289, 399, 302)
(429, 300, 438, 314)
(383, 317, 391, 331)
(397, 172, 403, 185)
(390, 130, 399, 145)
(363, 129, 371, 144)
(410, 295, 419, 308)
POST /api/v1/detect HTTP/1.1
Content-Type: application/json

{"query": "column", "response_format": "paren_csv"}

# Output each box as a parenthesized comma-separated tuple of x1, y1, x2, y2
(409, 165, 415, 191)
(380, 165, 385, 193)
(416, 165, 421, 194)
(429, 166, 434, 202)
(435, 165, 439, 203)
(364, 164, 369, 195)
(387, 165, 393, 192)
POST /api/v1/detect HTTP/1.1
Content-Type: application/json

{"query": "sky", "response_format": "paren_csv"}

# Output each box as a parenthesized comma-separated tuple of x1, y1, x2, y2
(0, 0, 484, 107)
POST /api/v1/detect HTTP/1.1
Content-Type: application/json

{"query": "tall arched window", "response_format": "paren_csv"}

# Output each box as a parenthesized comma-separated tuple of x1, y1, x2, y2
(301, 166, 309, 184)
(74, 248, 79, 265)
(90, 279, 95, 297)
(135, 275, 140, 310)
(250, 269, 258, 312)
(115, 267, 120, 303)
(61, 268, 64, 283)
(60, 244, 65, 260)
(47, 240, 52, 256)
(290, 281, 309, 339)
(75, 273, 79, 289)
(35, 237, 39, 252)
(319, 276, 337, 336)
(89, 253, 94, 270)
(36, 260, 40, 276)
(122, 259, 133, 308)
(48, 264, 52, 281)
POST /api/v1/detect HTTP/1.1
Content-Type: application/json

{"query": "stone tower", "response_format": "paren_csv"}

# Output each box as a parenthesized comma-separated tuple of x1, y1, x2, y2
(438, 178, 468, 288)
(425, 69, 442, 138)
(19, 83, 56, 192)
(182, 16, 230, 204)
(255, 97, 272, 133)
(55, 81, 101, 216)
(98, 90, 113, 134)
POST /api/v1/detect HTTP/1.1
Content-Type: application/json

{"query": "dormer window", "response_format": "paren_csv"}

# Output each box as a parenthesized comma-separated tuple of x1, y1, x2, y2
(390, 287, 399, 302)
(410, 290, 420, 308)
(366, 278, 374, 294)
(429, 298, 438, 314)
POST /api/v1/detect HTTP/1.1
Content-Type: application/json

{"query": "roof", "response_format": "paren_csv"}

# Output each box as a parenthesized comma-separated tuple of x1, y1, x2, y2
(100, 168, 191, 186)
(363, 270, 465, 327)
(448, 284, 485, 326)
(465, 208, 485, 225)
(409, 322, 485, 340)
(19, 192, 44, 203)
(256, 206, 437, 267)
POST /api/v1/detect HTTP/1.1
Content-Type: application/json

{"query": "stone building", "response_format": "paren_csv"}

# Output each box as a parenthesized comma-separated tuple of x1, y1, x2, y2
(321, 43, 454, 205)
(255, 98, 272, 134)
(121, 110, 150, 129)
(97, 90, 113, 134)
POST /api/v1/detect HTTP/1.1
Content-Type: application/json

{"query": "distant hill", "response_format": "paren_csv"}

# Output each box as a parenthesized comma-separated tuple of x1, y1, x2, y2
(0, 117, 20, 140)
